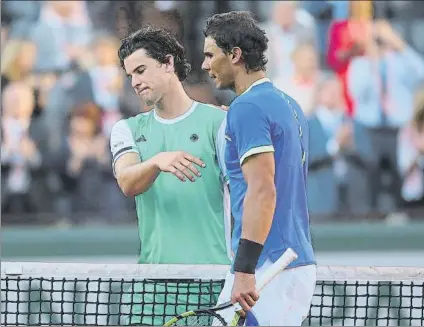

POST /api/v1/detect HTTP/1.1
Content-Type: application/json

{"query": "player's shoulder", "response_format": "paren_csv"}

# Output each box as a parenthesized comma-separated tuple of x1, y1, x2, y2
(194, 102, 227, 127)
(230, 85, 277, 114)
(111, 112, 152, 136)
(195, 102, 227, 116)
(281, 91, 307, 121)
(122, 111, 152, 128)
(111, 119, 130, 135)
(234, 82, 278, 106)
(281, 91, 301, 111)
(128, 110, 153, 123)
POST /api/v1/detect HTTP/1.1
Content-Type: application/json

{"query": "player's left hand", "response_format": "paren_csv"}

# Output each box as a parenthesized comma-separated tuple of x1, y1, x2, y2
(231, 272, 259, 313)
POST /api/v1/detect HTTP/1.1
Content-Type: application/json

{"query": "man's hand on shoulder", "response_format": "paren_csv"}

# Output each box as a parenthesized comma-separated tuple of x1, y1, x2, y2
(152, 151, 206, 182)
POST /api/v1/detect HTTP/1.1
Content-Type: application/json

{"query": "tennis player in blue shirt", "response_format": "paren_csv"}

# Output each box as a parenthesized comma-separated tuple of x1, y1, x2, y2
(202, 11, 317, 326)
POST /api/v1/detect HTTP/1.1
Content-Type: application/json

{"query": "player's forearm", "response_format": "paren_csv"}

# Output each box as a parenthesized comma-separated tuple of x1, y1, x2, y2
(241, 180, 276, 244)
(233, 180, 276, 274)
(117, 159, 160, 197)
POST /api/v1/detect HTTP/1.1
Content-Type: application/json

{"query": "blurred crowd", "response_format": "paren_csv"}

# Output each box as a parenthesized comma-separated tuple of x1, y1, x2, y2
(1, 0, 424, 225)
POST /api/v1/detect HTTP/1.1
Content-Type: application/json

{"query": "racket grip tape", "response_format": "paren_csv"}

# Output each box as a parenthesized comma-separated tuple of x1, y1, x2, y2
(256, 248, 298, 292)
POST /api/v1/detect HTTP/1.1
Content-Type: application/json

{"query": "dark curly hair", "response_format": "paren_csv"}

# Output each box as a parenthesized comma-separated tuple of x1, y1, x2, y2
(118, 26, 191, 81)
(203, 11, 268, 73)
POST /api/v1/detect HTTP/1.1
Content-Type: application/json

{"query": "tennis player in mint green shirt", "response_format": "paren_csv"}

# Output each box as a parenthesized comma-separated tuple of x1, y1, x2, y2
(110, 27, 231, 325)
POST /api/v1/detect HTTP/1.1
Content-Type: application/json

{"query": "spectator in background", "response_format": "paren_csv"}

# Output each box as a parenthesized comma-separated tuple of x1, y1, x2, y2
(262, 1, 317, 82)
(348, 20, 424, 129)
(307, 76, 374, 217)
(84, 1, 120, 35)
(1, 25, 8, 50)
(1, 37, 49, 148)
(41, 32, 140, 158)
(1, 83, 44, 217)
(275, 42, 321, 117)
(71, 33, 124, 136)
(1, 38, 37, 91)
(348, 19, 424, 211)
(1, 1, 40, 39)
(398, 89, 424, 208)
(31, 1, 93, 73)
(327, 1, 350, 20)
(1, 37, 57, 135)
(327, 0, 373, 117)
(142, 1, 185, 43)
(51, 102, 127, 223)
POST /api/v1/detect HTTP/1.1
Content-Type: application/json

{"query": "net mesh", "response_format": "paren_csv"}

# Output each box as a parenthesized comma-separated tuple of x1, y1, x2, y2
(1, 262, 423, 326)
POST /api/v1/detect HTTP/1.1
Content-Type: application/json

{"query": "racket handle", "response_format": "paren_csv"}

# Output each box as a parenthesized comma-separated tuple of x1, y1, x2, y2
(256, 248, 298, 292)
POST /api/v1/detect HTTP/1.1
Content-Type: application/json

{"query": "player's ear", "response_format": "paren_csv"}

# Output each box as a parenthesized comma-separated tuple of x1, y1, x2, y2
(164, 55, 175, 73)
(230, 47, 243, 64)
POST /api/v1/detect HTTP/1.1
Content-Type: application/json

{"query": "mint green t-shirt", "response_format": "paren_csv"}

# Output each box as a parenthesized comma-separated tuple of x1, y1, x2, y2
(110, 101, 231, 265)
(110, 102, 230, 324)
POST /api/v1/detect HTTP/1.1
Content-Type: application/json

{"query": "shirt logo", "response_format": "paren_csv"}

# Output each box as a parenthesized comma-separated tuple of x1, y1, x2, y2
(112, 141, 124, 149)
(190, 134, 199, 142)
(135, 135, 147, 142)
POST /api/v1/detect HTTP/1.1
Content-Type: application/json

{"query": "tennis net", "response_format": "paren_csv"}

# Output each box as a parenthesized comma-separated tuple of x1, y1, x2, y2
(1, 262, 423, 326)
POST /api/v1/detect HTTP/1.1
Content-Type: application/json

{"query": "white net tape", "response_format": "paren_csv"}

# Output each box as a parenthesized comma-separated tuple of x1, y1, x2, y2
(2, 262, 424, 326)
(2, 262, 424, 281)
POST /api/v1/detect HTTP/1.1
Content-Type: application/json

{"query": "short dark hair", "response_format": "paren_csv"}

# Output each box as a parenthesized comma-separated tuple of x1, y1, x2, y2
(203, 11, 268, 73)
(118, 26, 191, 81)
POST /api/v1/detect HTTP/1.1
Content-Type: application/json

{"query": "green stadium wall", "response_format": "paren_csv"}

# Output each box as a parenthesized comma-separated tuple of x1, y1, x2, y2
(2, 221, 424, 258)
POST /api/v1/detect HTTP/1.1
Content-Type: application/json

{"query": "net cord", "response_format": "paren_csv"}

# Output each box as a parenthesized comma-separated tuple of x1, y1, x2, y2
(2, 262, 424, 282)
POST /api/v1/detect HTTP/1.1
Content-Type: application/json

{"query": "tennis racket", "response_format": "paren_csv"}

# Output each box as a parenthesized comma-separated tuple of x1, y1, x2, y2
(164, 248, 298, 326)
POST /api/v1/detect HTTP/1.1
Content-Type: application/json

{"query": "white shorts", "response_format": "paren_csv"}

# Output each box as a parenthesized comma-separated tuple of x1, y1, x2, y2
(216, 260, 317, 326)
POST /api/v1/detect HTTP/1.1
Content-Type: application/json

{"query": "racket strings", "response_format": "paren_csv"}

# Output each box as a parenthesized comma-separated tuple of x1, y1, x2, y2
(169, 312, 227, 326)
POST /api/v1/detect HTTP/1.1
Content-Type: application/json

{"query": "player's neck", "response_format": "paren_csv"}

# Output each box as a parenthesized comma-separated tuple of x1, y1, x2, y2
(234, 71, 267, 96)
(155, 82, 193, 120)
